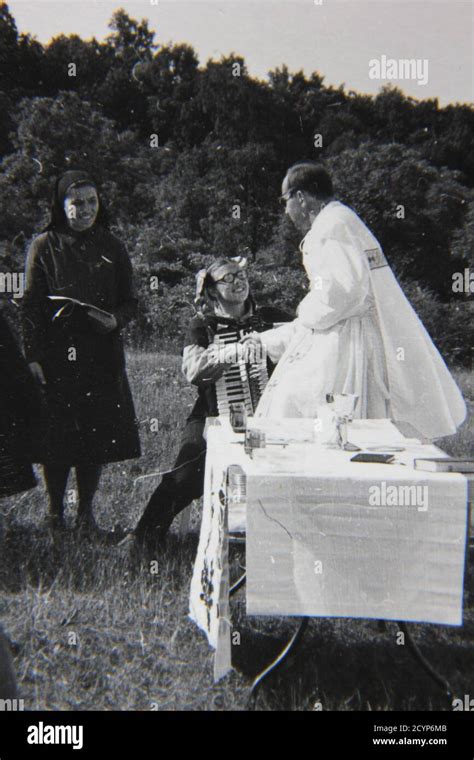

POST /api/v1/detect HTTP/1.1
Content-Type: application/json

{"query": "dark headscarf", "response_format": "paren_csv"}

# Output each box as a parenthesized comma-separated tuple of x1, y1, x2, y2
(44, 170, 108, 231)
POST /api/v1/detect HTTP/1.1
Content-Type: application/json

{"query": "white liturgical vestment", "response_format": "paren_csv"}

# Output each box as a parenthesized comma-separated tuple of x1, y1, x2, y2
(255, 201, 466, 440)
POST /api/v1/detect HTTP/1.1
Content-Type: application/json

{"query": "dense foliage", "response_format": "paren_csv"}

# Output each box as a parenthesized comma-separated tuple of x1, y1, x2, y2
(0, 4, 472, 363)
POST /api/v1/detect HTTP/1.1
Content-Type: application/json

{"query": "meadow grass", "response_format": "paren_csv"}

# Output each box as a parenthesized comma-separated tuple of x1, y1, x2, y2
(0, 352, 472, 711)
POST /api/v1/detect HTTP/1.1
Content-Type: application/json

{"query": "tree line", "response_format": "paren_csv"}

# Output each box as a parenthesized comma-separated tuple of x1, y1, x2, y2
(0, 3, 472, 364)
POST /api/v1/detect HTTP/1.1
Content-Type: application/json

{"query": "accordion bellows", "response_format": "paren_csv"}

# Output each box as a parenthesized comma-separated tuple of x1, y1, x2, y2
(213, 327, 269, 416)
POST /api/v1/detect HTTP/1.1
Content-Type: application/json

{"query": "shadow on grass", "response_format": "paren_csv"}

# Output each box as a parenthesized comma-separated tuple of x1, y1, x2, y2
(0, 519, 199, 593)
(0, 523, 62, 591)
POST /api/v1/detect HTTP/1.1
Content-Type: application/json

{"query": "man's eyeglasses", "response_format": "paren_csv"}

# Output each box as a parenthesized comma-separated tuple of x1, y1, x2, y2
(213, 270, 248, 285)
(279, 187, 298, 206)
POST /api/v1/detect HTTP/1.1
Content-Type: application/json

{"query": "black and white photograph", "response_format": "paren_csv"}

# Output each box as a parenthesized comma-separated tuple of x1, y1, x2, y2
(0, 0, 473, 749)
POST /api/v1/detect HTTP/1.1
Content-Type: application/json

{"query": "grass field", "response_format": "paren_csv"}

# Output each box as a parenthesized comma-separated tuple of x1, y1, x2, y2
(0, 352, 472, 711)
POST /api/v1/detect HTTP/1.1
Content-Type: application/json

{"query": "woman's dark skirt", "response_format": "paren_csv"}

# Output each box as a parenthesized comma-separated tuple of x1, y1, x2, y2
(35, 371, 141, 466)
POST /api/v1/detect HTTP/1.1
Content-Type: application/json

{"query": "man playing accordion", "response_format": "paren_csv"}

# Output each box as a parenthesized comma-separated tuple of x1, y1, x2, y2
(125, 256, 289, 549)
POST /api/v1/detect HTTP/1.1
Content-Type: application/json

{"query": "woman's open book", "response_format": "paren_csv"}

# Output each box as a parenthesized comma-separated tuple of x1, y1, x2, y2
(48, 295, 113, 326)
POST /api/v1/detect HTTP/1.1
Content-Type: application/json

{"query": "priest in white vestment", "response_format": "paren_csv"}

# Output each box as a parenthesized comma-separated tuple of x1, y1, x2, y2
(243, 161, 466, 440)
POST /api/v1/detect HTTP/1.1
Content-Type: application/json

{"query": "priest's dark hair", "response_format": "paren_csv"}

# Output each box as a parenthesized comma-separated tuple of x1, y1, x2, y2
(286, 161, 334, 200)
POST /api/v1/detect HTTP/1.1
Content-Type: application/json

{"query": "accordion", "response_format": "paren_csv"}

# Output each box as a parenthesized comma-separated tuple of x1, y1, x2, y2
(213, 326, 269, 416)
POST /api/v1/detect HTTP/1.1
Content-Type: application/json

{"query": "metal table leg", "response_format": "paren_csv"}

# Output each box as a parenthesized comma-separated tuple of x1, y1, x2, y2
(249, 617, 309, 704)
(397, 621, 453, 703)
(228, 569, 309, 705)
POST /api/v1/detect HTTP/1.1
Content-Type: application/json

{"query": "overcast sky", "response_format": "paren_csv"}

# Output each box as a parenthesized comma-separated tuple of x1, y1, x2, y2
(6, 0, 473, 105)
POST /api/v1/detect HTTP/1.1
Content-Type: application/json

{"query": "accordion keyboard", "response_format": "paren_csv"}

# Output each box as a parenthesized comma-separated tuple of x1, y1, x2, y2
(213, 328, 269, 416)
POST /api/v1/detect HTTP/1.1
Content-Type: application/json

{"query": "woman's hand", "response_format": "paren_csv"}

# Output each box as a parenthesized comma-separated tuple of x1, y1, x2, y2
(28, 361, 46, 385)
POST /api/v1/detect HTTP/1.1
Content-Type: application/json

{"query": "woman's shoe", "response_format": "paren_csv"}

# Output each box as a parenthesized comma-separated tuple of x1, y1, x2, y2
(74, 513, 104, 540)
(46, 513, 66, 533)
(136, 520, 172, 549)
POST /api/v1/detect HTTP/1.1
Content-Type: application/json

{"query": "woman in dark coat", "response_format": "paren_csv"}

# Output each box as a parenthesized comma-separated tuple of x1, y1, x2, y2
(0, 307, 38, 499)
(22, 170, 141, 533)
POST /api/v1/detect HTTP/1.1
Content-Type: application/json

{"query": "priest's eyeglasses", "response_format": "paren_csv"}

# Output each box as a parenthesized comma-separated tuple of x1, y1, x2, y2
(279, 188, 298, 206)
